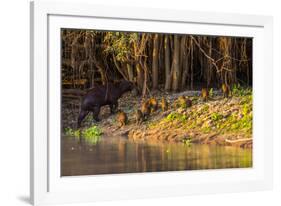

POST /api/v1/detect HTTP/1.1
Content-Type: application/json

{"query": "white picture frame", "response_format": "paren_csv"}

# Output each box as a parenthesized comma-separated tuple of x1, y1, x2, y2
(30, 0, 273, 205)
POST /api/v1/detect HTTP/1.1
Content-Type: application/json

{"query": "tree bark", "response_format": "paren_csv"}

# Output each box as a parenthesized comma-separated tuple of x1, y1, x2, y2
(112, 55, 128, 81)
(141, 59, 149, 97)
(172, 35, 180, 92)
(179, 36, 187, 90)
(136, 63, 144, 91)
(164, 35, 171, 91)
(181, 38, 189, 89)
(152, 34, 159, 90)
(127, 63, 134, 82)
(190, 38, 194, 90)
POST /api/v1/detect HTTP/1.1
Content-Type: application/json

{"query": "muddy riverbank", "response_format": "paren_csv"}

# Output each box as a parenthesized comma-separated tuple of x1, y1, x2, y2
(62, 89, 252, 148)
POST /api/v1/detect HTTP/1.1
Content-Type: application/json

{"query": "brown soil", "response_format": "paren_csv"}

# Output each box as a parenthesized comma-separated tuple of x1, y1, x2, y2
(62, 90, 252, 149)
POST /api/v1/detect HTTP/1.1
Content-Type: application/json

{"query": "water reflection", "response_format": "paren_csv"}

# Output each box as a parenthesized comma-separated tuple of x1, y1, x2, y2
(61, 136, 252, 176)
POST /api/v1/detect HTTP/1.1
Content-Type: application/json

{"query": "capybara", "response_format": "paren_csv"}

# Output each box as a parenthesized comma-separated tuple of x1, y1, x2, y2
(149, 97, 158, 113)
(177, 96, 186, 108)
(173, 96, 191, 109)
(186, 98, 192, 108)
(141, 100, 151, 120)
(116, 111, 128, 127)
(77, 80, 133, 127)
(222, 83, 230, 98)
(161, 97, 168, 112)
(201, 88, 209, 102)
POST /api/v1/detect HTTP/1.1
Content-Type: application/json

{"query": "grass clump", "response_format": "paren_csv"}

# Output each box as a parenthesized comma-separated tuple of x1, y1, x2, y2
(181, 138, 192, 147)
(183, 91, 252, 136)
(64, 125, 103, 145)
(64, 127, 80, 137)
(223, 112, 252, 134)
(82, 126, 102, 145)
(232, 84, 252, 97)
(82, 125, 102, 138)
(215, 95, 252, 135)
(166, 112, 188, 122)
(210, 113, 223, 121)
(209, 88, 214, 97)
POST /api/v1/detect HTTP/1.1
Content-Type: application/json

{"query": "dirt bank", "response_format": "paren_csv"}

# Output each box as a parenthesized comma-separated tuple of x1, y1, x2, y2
(62, 89, 252, 148)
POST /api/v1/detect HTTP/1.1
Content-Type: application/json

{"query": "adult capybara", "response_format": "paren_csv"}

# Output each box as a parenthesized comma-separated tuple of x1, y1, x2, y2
(77, 80, 134, 127)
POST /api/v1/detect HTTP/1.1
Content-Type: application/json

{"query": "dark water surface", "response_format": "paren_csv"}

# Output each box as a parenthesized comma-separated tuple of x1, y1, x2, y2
(61, 136, 252, 176)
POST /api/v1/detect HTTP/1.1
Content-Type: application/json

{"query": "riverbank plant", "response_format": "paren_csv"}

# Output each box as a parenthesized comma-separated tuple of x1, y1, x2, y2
(64, 125, 103, 145)
(231, 84, 252, 97)
(151, 90, 252, 139)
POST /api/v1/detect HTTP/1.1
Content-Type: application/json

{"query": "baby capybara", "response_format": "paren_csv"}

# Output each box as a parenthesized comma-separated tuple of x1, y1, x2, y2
(149, 97, 158, 113)
(175, 96, 192, 109)
(141, 101, 151, 120)
(135, 109, 143, 125)
(116, 111, 128, 127)
(161, 97, 168, 112)
(222, 83, 230, 98)
(201, 88, 209, 102)
(178, 96, 186, 107)
(186, 98, 192, 108)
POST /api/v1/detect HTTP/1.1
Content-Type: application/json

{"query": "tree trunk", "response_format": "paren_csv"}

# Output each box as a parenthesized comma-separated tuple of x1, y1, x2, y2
(136, 63, 144, 91)
(219, 37, 232, 86)
(112, 55, 128, 81)
(190, 38, 194, 90)
(152, 34, 159, 90)
(181, 38, 189, 89)
(127, 63, 134, 82)
(207, 38, 212, 87)
(95, 62, 106, 85)
(172, 35, 180, 92)
(179, 36, 187, 90)
(141, 59, 149, 97)
(164, 35, 171, 91)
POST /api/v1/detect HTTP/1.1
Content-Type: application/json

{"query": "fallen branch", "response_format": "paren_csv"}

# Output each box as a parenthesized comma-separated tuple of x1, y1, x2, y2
(225, 138, 252, 143)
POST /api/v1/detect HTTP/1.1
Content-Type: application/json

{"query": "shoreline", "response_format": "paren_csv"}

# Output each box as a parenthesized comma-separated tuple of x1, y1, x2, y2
(63, 89, 252, 149)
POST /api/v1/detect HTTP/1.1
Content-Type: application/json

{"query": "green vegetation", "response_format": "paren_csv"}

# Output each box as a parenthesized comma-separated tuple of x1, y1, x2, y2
(182, 138, 192, 147)
(209, 88, 214, 97)
(166, 112, 188, 122)
(64, 127, 80, 137)
(232, 84, 252, 97)
(64, 125, 103, 145)
(154, 90, 252, 138)
(83, 125, 102, 137)
(210, 113, 223, 121)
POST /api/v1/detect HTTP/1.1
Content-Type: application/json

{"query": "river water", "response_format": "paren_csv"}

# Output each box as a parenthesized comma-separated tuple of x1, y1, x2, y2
(61, 135, 252, 176)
